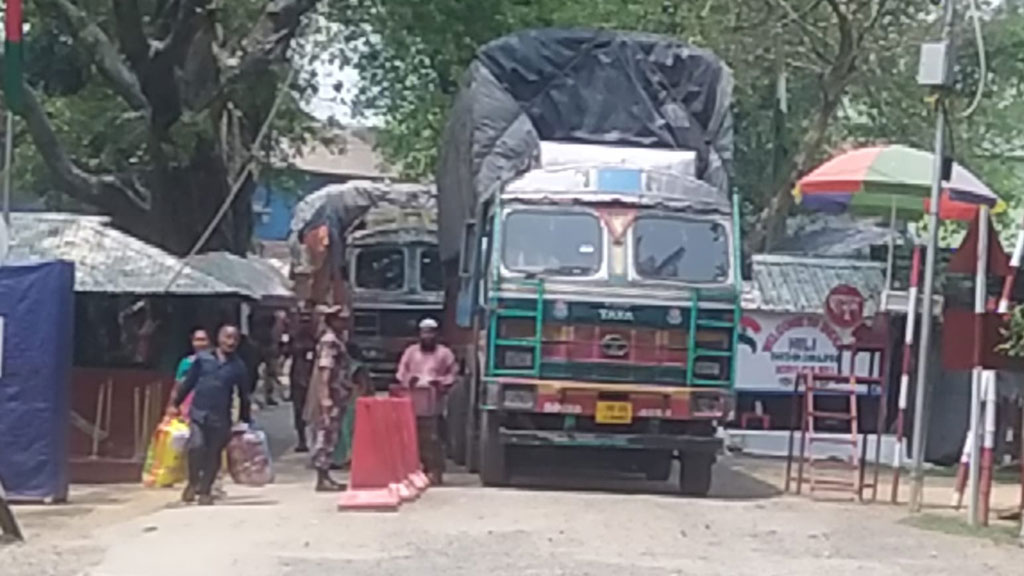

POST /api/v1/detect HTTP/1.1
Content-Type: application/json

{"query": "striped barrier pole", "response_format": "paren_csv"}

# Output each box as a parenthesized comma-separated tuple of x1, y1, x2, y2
(980, 369, 997, 525)
(997, 221, 1024, 524)
(952, 206, 991, 517)
(892, 244, 922, 503)
(951, 433, 972, 509)
(996, 227, 1024, 314)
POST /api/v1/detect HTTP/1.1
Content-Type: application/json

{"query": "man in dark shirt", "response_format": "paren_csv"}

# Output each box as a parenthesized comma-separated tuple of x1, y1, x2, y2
(169, 324, 251, 505)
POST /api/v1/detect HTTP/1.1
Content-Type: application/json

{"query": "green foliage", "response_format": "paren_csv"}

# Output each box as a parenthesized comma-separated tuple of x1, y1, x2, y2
(329, 0, 1024, 221)
(998, 305, 1024, 358)
(7, 0, 324, 211)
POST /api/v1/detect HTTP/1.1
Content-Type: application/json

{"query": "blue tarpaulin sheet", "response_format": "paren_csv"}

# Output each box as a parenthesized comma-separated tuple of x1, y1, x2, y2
(0, 261, 74, 502)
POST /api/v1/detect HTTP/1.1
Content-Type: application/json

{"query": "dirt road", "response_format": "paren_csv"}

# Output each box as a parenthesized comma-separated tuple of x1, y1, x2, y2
(3, 406, 1022, 576)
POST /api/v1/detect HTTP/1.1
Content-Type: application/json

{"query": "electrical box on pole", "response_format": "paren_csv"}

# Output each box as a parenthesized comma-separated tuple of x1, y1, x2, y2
(917, 41, 954, 87)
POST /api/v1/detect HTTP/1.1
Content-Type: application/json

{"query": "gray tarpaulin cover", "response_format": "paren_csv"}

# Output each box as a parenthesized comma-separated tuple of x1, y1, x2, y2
(436, 28, 734, 262)
(288, 180, 436, 275)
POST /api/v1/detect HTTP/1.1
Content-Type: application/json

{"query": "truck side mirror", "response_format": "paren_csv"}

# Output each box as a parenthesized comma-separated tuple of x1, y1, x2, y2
(458, 219, 477, 278)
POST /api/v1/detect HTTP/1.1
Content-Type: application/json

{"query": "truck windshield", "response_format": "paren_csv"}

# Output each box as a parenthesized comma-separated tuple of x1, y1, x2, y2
(420, 247, 443, 292)
(503, 211, 602, 277)
(355, 247, 405, 291)
(633, 216, 730, 283)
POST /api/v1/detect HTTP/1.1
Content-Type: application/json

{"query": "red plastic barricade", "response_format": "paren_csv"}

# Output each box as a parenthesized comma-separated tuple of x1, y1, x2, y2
(391, 396, 430, 491)
(337, 398, 402, 511)
(385, 398, 419, 503)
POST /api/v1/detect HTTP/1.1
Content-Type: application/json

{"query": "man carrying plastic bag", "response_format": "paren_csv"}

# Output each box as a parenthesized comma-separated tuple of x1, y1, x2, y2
(142, 329, 211, 488)
(168, 324, 251, 506)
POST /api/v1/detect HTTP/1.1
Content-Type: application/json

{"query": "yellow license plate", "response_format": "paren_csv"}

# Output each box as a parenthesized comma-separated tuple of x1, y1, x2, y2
(595, 401, 633, 424)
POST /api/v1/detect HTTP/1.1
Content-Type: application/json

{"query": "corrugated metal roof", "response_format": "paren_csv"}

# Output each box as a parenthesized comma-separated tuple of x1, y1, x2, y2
(744, 254, 886, 314)
(187, 252, 294, 302)
(6, 213, 248, 296)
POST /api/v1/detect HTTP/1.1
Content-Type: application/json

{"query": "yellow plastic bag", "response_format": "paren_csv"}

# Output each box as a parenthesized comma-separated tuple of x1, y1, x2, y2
(141, 418, 190, 488)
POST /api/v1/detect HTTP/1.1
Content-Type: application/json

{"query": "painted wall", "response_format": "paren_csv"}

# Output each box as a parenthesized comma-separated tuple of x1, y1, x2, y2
(251, 173, 344, 241)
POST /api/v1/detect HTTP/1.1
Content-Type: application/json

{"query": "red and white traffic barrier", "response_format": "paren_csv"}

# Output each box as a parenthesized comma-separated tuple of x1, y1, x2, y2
(980, 369, 997, 525)
(892, 245, 922, 503)
(997, 229, 1024, 314)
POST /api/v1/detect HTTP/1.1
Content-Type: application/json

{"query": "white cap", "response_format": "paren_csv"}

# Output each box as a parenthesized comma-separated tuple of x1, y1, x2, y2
(419, 317, 439, 330)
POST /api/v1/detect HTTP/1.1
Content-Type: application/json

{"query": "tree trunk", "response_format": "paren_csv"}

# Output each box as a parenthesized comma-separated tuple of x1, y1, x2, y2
(11, 0, 317, 256)
(124, 146, 253, 255)
(752, 99, 838, 253)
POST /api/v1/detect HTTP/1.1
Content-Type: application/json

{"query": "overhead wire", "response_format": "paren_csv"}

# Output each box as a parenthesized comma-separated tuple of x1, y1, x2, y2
(960, 0, 987, 118)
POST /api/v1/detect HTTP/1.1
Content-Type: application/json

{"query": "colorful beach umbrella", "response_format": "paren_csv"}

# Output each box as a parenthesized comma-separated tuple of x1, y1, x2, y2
(794, 145, 1004, 221)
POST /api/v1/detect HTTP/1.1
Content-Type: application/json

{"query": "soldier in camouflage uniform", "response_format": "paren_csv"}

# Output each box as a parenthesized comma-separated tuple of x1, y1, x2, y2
(306, 305, 353, 492)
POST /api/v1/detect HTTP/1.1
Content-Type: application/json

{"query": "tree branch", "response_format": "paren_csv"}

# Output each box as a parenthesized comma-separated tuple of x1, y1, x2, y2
(152, 0, 208, 62)
(857, 0, 891, 47)
(112, 0, 152, 74)
(768, 0, 835, 62)
(751, 0, 863, 252)
(221, 0, 320, 90)
(822, 0, 857, 98)
(2, 52, 152, 214)
(42, 0, 150, 112)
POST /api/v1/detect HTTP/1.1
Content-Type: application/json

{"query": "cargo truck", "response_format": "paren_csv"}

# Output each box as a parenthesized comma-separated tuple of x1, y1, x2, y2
(437, 29, 740, 495)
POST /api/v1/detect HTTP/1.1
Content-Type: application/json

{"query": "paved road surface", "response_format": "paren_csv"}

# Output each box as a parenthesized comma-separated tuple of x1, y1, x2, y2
(3, 404, 1022, 576)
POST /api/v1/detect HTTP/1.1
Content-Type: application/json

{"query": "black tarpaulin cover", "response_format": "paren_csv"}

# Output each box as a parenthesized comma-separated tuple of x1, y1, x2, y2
(436, 28, 734, 262)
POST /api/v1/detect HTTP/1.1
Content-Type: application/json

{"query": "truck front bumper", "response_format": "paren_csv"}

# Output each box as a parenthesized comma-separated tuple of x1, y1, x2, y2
(500, 429, 721, 454)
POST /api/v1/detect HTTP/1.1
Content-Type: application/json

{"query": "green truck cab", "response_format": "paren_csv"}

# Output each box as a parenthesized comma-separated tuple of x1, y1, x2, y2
(457, 153, 740, 495)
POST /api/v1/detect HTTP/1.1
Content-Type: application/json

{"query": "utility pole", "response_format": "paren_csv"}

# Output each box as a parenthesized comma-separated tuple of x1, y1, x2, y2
(909, 0, 957, 513)
(2, 111, 12, 226)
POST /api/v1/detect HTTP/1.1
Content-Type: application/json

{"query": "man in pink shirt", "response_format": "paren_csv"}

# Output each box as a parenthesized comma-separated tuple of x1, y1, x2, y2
(395, 318, 456, 482)
(396, 318, 457, 392)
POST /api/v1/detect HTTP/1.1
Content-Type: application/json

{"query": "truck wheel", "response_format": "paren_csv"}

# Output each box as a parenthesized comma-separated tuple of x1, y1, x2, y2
(644, 451, 673, 482)
(445, 379, 468, 466)
(478, 410, 507, 486)
(678, 454, 714, 497)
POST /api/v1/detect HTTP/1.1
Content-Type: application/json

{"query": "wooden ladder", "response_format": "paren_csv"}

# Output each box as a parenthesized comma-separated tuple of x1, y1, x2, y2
(799, 372, 864, 500)
(785, 339, 888, 503)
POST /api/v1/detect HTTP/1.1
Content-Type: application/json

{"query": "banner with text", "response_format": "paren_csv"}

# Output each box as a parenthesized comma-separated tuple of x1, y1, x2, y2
(736, 312, 876, 395)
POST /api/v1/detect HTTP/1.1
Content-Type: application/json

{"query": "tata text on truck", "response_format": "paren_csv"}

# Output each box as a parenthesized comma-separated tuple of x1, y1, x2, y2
(437, 30, 740, 495)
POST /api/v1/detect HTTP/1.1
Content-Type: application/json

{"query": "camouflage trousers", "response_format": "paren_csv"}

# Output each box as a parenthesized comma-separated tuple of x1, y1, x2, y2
(312, 403, 345, 471)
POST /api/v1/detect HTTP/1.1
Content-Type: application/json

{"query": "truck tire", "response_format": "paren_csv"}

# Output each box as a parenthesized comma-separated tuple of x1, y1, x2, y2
(478, 410, 507, 486)
(644, 451, 673, 482)
(678, 454, 714, 497)
(445, 378, 468, 466)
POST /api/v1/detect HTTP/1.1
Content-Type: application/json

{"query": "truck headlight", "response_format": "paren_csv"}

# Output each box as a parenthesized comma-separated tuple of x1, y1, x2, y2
(502, 386, 536, 410)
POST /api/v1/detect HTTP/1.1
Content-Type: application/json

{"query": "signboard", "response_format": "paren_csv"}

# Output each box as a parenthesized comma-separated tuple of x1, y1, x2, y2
(736, 311, 875, 394)
(825, 284, 864, 329)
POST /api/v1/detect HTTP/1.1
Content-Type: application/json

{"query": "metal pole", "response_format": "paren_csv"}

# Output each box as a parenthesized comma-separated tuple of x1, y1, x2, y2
(884, 199, 897, 294)
(909, 0, 957, 513)
(963, 370, 980, 524)
(2, 111, 12, 225)
(967, 205, 989, 526)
